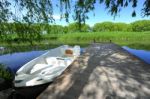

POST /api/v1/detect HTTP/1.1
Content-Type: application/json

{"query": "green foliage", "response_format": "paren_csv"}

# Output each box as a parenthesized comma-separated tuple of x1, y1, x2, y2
(93, 22, 133, 32)
(63, 26, 69, 34)
(93, 22, 114, 32)
(0, 0, 149, 24)
(0, 20, 150, 46)
(58, 31, 150, 46)
(113, 23, 132, 32)
(131, 20, 150, 32)
(67, 23, 90, 33)
(0, 22, 42, 45)
(0, 1, 12, 22)
(0, 64, 13, 80)
(14, 23, 42, 45)
(93, 20, 150, 32)
(47, 25, 65, 34)
(0, 22, 16, 43)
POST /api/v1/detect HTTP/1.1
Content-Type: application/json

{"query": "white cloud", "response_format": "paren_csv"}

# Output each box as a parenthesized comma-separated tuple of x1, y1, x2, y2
(52, 15, 61, 20)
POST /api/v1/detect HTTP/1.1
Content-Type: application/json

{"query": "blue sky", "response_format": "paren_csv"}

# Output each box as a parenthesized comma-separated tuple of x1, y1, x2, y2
(10, 0, 149, 26)
(52, 0, 150, 26)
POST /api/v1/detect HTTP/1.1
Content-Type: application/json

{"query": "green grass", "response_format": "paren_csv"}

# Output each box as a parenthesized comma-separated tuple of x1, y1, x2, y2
(0, 32, 150, 53)
(0, 64, 13, 80)
(58, 31, 150, 50)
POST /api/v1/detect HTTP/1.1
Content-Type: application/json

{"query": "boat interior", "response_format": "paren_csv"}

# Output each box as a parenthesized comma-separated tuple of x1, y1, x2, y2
(17, 46, 76, 74)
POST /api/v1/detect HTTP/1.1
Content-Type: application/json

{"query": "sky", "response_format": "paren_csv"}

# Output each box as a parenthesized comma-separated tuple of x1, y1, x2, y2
(10, 0, 149, 26)
(51, 0, 150, 26)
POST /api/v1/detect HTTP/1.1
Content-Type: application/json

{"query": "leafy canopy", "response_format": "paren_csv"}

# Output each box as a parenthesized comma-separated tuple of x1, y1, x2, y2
(0, 0, 149, 24)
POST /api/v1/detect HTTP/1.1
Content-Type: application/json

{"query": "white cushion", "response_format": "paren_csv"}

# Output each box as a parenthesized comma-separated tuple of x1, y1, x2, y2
(30, 64, 49, 74)
(46, 57, 58, 66)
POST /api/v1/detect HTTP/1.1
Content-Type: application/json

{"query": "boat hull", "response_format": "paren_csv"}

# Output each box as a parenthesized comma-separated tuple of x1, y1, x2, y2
(14, 45, 80, 87)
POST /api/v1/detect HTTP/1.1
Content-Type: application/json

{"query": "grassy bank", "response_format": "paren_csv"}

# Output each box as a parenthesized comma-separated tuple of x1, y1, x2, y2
(58, 31, 150, 50)
(0, 32, 150, 54)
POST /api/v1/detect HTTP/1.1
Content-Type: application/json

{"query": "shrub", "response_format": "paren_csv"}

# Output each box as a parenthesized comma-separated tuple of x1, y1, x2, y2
(93, 22, 114, 32)
(67, 22, 90, 33)
(0, 64, 13, 80)
(93, 22, 132, 32)
(131, 20, 150, 32)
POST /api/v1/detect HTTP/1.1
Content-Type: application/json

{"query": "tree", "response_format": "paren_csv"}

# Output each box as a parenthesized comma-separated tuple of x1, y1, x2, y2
(131, 20, 150, 32)
(68, 23, 90, 33)
(113, 23, 132, 32)
(63, 26, 69, 34)
(93, 22, 133, 32)
(0, 0, 149, 24)
(93, 22, 114, 32)
(47, 25, 65, 34)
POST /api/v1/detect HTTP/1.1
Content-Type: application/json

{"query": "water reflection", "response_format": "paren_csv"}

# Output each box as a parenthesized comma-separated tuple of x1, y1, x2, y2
(123, 46, 150, 64)
(0, 50, 46, 73)
(0, 47, 85, 74)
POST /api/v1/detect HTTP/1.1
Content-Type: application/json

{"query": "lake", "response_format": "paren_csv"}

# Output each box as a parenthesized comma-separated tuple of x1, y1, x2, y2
(123, 46, 150, 64)
(0, 47, 149, 73)
(0, 50, 46, 73)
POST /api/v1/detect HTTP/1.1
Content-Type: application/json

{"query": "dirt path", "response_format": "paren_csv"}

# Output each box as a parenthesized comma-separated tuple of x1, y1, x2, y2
(38, 43, 150, 99)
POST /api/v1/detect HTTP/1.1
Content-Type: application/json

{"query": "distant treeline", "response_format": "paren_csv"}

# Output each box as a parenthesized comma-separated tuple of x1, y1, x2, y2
(93, 20, 150, 32)
(0, 20, 150, 44)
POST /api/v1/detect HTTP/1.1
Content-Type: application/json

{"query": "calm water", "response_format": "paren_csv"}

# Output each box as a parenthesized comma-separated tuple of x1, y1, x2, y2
(0, 50, 46, 73)
(0, 47, 149, 73)
(123, 46, 150, 64)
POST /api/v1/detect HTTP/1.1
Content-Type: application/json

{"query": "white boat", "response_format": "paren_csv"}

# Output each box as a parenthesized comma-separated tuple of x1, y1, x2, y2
(14, 45, 80, 87)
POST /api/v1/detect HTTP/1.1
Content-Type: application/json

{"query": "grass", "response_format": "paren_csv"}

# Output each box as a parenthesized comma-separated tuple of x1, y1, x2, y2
(58, 31, 150, 50)
(0, 31, 150, 53)
(0, 64, 13, 80)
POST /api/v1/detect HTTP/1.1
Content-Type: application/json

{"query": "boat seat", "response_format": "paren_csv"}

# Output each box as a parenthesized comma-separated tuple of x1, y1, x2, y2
(30, 64, 51, 74)
(15, 73, 30, 81)
(46, 57, 58, 66)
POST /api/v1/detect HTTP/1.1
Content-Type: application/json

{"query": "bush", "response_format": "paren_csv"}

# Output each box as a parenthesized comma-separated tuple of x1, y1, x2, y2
(67, 22, 90, 33)
(0, 64, 13, 80)
(47, 25, 65, 34)
(113, 23, 132, 32)
(93, 22, 114, 32)
(93, 22, 132, 32)
(131, 20, 150, 32)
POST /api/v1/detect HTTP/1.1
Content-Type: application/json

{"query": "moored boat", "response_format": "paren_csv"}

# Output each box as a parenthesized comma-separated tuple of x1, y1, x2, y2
(14, 45, 80, 87)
